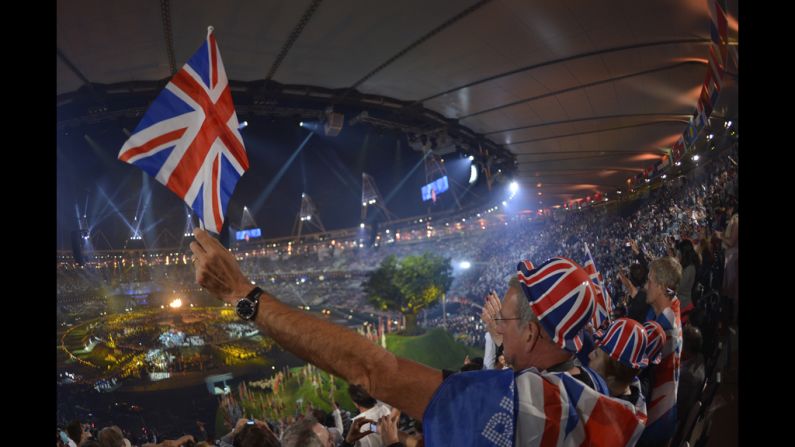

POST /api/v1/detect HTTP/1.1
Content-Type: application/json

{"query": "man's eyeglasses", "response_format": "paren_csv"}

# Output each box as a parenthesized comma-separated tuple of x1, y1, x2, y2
(493, 317, 522, 326)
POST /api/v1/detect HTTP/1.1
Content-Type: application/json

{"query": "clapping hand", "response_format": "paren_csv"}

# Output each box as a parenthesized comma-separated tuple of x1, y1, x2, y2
(481, 291, 503, 346)
(378, 408, 401, 446)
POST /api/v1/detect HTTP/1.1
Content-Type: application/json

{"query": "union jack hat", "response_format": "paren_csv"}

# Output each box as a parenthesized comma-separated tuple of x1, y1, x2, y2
(593, 318, 649, 370)
(643, 320, 667, 365)
(516, 257, 596, 353)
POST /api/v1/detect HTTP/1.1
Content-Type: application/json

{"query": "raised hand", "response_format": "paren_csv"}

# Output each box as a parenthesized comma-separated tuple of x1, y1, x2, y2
(345, 418, 376, 444)
(190, 228, 254, 304)
(481, 291, 503, 346)
(378, 408, 401, 446)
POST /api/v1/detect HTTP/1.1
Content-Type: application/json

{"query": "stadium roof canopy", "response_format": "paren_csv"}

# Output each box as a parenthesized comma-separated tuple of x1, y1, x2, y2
(57, 0, 737, 204)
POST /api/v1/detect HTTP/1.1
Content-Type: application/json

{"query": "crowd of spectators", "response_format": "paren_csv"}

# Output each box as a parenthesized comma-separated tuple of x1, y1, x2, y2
(58, 143, 737, 446)
(58, 144, 737, 344)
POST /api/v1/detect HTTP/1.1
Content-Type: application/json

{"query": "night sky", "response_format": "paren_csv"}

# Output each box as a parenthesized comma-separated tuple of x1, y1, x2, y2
(56, 113, 503, 251)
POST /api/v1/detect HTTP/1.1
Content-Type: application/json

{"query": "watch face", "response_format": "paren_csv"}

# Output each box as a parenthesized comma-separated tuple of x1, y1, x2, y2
(236, 298, 256, 319)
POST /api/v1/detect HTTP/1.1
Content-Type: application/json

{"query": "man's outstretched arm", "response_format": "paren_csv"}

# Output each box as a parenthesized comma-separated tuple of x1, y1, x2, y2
(190, 228, 442, 420)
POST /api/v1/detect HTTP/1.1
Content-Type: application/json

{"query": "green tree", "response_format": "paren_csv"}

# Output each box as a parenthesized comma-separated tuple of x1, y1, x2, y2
(364, 253, 453, 334)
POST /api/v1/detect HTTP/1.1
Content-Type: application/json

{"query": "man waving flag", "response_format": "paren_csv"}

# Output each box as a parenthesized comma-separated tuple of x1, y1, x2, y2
(118, 26, 248, 234)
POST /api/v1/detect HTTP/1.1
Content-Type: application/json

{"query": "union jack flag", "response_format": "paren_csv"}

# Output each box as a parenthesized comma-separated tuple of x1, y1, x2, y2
(583, 243, 613, 330)
(425, 367, 647, 446)
(640, 297, 682, 444)
(515, 369, 647, 446)
(118, 27, 249, 234)
(517, 258, 596, 354)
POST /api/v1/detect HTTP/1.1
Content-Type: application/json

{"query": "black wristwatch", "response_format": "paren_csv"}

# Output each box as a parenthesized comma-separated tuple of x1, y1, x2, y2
(236, 287, 264, 320)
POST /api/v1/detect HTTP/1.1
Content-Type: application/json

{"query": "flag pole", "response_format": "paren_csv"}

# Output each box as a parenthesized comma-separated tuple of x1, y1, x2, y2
(190, 212, 204, 231)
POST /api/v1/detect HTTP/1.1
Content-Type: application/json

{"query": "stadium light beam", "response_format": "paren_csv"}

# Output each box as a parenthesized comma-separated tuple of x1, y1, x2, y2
(459, 261, 471, 269)
(299, 121, 323, 133)
(95, 187, 135, 234)
(251, 132, 314, 214)
(384, 150, 431, 204)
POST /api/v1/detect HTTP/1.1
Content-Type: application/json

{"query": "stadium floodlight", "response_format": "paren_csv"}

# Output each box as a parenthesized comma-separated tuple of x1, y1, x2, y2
(469, 165, 478, 184)
(468, 155, 474, 161)
(692, 155, 700, 161)
(360, 223, 365, 228)
(299, 121, 304, 127)
(509, 181, 519, 193)
(675, 161, 681, 166)
(238, 121, 248, 130)
(502, 201, 507, 206)
(706, 134, 714, 140)
(459, 261, 472, 269)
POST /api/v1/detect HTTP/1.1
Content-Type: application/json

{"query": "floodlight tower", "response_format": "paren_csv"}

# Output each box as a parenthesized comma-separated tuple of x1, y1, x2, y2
(361, 172, 397, 222)
(241, 206, 258, 229)
(293, 193, 325, 240)
(179, 207, 195, 243)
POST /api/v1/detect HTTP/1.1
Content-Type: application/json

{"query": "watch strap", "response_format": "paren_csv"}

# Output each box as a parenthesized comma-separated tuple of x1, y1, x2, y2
(246, 286, 264, 303)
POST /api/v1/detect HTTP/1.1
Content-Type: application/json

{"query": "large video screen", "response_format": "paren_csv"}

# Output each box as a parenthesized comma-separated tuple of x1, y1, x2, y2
(421, 176, 449, 201)
(235, 228, 262, 240)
